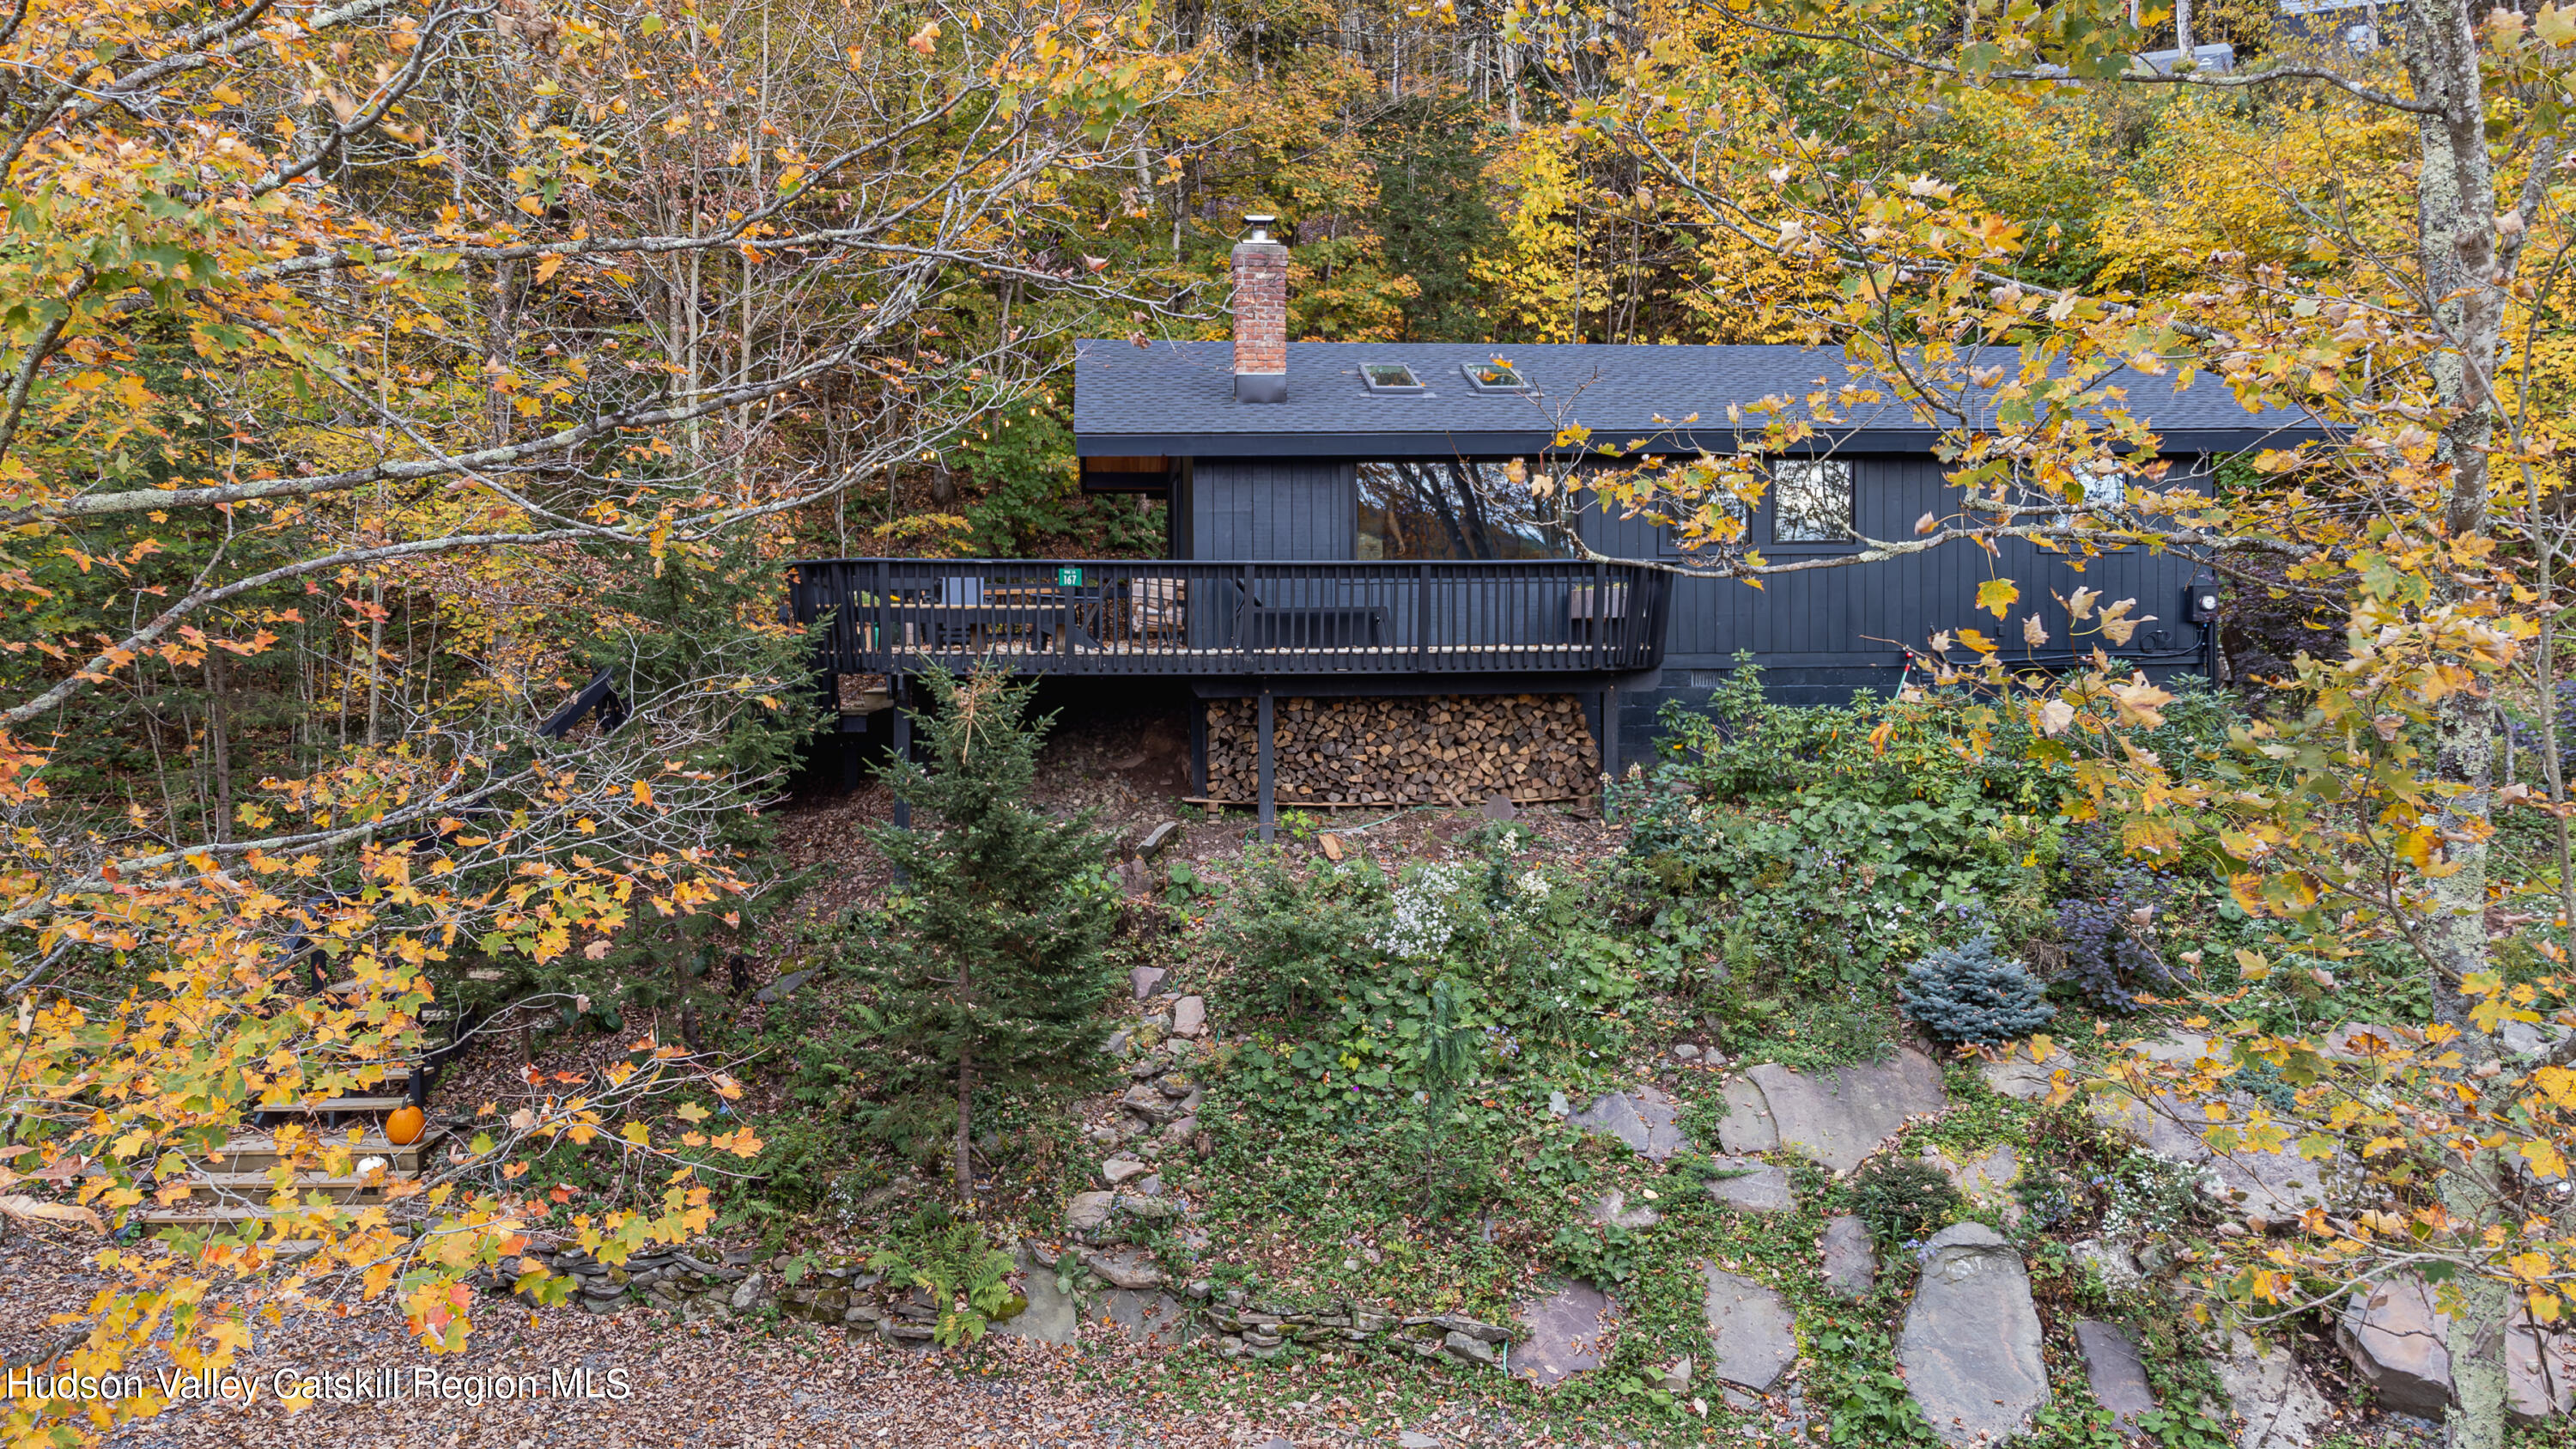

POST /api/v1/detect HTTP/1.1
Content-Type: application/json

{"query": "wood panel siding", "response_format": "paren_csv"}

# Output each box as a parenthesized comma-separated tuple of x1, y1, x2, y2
(1188, 460, 1355, 560)
(1580, 455, 2212, 679)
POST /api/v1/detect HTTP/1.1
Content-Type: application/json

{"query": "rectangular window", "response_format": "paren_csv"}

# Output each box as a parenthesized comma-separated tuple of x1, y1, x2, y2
(2075, 463, 2125, 511)
(1361, 362, 1425, 394)
(1357, 461, 1577, 560)
(1772, 460, 1854, 544)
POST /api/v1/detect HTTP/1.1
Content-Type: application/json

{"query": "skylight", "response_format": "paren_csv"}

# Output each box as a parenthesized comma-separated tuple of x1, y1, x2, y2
(1361, 362, 1425, 394)
(1463, 361, 1528, 393)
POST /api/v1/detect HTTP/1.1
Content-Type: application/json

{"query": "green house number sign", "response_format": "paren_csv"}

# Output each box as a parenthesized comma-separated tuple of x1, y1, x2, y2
(1056, 566, 1084, 586)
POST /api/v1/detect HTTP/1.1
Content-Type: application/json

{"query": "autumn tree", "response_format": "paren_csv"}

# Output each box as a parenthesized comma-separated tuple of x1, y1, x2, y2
(0, 0, 1193, 1440)
(1451, 0, 2576, 1443)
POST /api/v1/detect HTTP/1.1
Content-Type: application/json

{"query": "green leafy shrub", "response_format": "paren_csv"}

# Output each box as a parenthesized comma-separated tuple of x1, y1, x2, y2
(1847, 1156, 1964, 1245)
(1899, 933, 2054, 1044)
(866, 1211, 1022, 1349)
(1211, 851, 1391, 1020)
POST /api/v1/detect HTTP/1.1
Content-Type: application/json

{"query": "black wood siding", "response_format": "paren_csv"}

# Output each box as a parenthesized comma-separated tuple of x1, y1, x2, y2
(1188, 460, 1355, 560)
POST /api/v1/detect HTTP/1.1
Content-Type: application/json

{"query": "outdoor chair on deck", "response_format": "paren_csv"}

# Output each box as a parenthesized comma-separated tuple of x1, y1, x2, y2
(1130, 577, 1187, 649)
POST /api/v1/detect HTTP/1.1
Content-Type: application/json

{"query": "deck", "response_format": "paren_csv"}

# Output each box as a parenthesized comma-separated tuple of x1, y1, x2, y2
(785, 558, 1672, 680)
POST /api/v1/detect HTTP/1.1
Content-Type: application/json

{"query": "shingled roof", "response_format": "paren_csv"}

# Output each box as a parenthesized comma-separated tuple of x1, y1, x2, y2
(1072, 339, 2323, 458)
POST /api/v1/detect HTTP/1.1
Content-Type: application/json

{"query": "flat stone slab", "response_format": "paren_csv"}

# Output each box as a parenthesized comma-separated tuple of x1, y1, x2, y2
(2218, 1332, 2333, 1449)
(1700, 1265, 1797, 1392)
(1704, 1160, 1793, 1213)
(992, 1249, 1077, 1345)
(1899, 1223, 2048, 1446)
(1820, 1215, 1875, 1300)
(1716, 1077, 1778, 1154)
(1098, 1287, 1194, 1346)
(1747, 1048, 1948, 1174)
(2099, 1089, 2348, 1218)
(1978, 1042, 2060, 1101)
(1590, 1188, 1661, 1228)
(2074, 1320, 2155, 1429)
(1513, 1282, 1619, 1386)
(2512, 1314, 2576, 1424)
(1568, 1084, 1689, 1162)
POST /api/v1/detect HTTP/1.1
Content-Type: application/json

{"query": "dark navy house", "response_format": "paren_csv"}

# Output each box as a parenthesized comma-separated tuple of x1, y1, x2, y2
(788, 218, 2317, 831)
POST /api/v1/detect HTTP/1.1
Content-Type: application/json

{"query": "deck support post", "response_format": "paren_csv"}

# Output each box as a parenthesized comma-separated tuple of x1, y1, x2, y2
(1256, 686, 1275, 843)
(1188, 697, 1208, 798)
(890, 673, 912, 832)
(1598, 682, 1620, 820)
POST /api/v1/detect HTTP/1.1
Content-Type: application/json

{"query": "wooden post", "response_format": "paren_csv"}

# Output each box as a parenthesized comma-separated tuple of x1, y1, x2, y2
(1256, 687, 1275, 843)
(891, 673, 912, 831)
(1598, 682, 1620, 819)
(1188, 697, 1208, 797)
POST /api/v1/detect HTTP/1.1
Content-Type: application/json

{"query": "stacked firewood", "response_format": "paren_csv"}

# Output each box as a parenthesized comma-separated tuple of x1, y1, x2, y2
(1205, 694, 1600, 806)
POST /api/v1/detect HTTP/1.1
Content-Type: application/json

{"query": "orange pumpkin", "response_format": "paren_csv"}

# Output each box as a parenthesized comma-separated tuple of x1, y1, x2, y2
(385, 1104, 427, 1147)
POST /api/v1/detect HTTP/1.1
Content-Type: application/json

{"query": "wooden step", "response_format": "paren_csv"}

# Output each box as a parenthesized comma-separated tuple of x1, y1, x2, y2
(139, 1206, 279, 1227)
(177, 1173, 403, 1204)
(264, 1095, 410, 1114)
(198, 1129, 446, 1174)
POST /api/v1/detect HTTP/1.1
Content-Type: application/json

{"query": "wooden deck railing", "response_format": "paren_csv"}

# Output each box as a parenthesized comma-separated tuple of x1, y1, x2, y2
(785, 558, 1671, 679)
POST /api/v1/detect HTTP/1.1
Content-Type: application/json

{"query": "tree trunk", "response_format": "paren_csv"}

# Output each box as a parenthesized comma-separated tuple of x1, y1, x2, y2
(2173, 0, 2193, 54)
(2404, 1, 2513, 1443)
(954, 1041, 975, 1201)
(204, 648, 233, 843)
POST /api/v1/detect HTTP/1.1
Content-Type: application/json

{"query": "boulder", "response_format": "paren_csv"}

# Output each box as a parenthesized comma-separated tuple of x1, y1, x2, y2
(2336, 1274, 2450, 1417)
(753, 971, 811, 1005)
(2336, 1272, 2576, 1426)
(2216, 1331, 2333, 1449)
(1704, 1160, 1794, 1214)
(1567, 1084, 1690, 1161)
(1064, 1191, 1116, 1236)
(2074, 1320, 2156, 1430)
(1103, 1156, 1151, 1185)
(1512, 1282, 1619, 1386)
(1173, 995, 1206, 1037)
(1700, 1265, 1797, 1392)
(1820, 1215, 1876, 1300)
(1899, 1223, 2048, 1446)
(1129, 965, 1166, 1000)
(1120, 1084, 1182, 1123)
(1747, 1049, 1948, 1175)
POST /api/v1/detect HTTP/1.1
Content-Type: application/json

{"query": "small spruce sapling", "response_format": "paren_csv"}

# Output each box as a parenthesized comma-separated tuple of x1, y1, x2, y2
(854, 664, 1122, 1198)
(1899, 933, 2053, 1044)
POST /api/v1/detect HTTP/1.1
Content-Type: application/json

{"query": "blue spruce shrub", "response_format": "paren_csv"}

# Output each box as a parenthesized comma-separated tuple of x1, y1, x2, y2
(1900, 933, 2053, 1044)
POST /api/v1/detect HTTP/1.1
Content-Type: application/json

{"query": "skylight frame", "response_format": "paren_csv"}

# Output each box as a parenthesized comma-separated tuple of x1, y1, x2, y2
(1461, 361, 1529, 394)
(1359, 362, 1428, 395)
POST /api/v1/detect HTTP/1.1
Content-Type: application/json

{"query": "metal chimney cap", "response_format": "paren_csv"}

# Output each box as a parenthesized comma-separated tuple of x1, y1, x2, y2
(1242, 213, 1278, 241)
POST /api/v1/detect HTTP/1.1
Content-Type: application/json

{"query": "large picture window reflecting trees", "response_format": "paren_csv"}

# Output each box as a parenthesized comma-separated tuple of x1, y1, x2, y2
(1771, 460, 1855, 543)
(1356, 461, 1577, 561)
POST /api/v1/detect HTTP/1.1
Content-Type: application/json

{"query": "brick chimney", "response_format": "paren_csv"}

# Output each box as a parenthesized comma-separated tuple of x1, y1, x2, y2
(1230, 214, 1287, 404)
